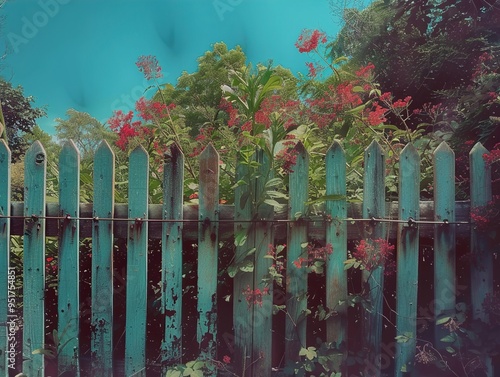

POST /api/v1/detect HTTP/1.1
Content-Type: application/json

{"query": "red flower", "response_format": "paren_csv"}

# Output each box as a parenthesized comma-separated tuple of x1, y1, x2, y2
(223, 355, 231, 364)
(295, 29, 327, 53)
(355, 63, 375, 79)
(367, 103, 387, 126)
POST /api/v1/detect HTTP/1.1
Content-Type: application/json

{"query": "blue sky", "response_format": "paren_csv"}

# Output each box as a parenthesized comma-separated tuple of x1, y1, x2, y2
(1, 0, 371, 134)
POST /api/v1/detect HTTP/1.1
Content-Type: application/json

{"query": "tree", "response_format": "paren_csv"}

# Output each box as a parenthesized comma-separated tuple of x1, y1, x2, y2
(55, 109, 116, 159)
(158, 42, 298, 133)
(0, 78, 47, 160)
(330, 0, 500, 147)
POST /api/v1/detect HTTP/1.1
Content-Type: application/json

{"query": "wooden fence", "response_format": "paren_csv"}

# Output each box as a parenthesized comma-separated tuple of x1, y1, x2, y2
(0, 138, 496, 377)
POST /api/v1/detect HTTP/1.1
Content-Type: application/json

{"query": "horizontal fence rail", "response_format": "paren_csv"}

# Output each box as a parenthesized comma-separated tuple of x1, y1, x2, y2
(0, 139, 497, 377)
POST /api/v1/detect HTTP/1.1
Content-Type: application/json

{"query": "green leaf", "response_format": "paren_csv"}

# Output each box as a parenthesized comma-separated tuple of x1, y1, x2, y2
(228, 264, 238, 278)
(263, 198, 282, 208)
(166, 370, 182, 377)
(52, 329, 59, 348)
(234, 232, 247, 247)
(436, 316, 451, 325)
(265, 177, 282, 188)
(239, 259, 254, 272)
(446, 346, 456, 354)
(440, 334, 456, 343)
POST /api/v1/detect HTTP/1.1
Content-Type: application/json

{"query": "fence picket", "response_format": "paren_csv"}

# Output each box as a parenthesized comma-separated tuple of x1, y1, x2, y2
(325, 141, 347, 370)
(162, 143, 184, 367)
(252, 150, 273, 377)
(125, 146, 149, 377)
(285, 142, 309, 364)
(395, 143, 420, 376)
(58, 141, 81, 376)
(23, 141, 47, 377)
(362, 140, 386, 375)
(91, 141, 115, 376)
(469, 142, 493, 376)
(233, 157, 254, 375)
(0, 140, 10, 374)
(433, 142, 456, 347)
(197, 143, 219, 374)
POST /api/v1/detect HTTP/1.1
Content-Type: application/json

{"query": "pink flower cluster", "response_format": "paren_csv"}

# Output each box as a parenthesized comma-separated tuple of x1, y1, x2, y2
(293, 243, 333, 269)
(352, 238, 395, 274)
(136, 55, 163, 80)
(483, 143, 500, 166)
(275, 139, 299, 174)
(242, 285, 270, 307)
(470, 196, 499, 231)
(108, 110, 145, 151)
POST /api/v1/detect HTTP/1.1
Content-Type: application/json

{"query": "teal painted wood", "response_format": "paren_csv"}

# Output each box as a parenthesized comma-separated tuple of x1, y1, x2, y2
(197, 144, 219, 373)
(325, 141, 347, 358)
(469, 143, 493, 376)
(58, 141, 81, 376)
(395, 144, 420, 377)
(233, 157, 254, 375)
(285, 142, 309, 365)
(362, 140, 386, 375)
(432, 142, 456, 347)
(125, 146, 149, 377)
(0, 140, 10, 374)
(91, 141, 115, 376)
(23, 141, 47, 377)
(251, 149, 273, 377)
(162, 143, 184, 367)
(469, 142, 493, 322)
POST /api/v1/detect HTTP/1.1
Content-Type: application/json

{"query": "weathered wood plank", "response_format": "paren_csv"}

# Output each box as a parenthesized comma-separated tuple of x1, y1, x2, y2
(362, 140, 386, 376)
(285, 142, 309, 365)
(91, 141, 115, 376)
(58, 141, 81, 376)
(125, 146, 149, 377)
(469, 142, 493, 376)
(0, 140, 10, 374)
(251, 150, 273, 377)
(233, 153, 254, 376)
(197, 144, 219, 375)
(162, 143, 184, 368)
(9, 201, 474, 240)
(325, 141, 347, 370)
(433, 142, 456, 347)
(395, 144, 420, 377)
(23, 141, 47, 377)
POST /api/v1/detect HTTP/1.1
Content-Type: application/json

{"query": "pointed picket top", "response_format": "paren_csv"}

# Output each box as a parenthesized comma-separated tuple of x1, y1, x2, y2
(433, 140, 453, 156)
(95, 139, 113, 156)
(326, 139, 345, 157)
(294, 140, 307, 155)
(469, 142, 491, 208)
(59, 140, 80, 176)
(199, 142, 218, 160)
(25, 140, 47, 167)
(168, 142, 184, 161)
(365, 139, 384, 156)
(400, 142, 420, 160)
(433, 141, 455, 220)
(363, 140, 385, 218)
(130, 144, 148, 158)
